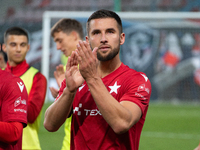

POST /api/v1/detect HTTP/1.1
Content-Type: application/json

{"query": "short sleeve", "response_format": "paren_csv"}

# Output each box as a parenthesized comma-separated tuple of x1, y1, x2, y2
(1, 76, 28, 127)
(120, 73, 151, 115)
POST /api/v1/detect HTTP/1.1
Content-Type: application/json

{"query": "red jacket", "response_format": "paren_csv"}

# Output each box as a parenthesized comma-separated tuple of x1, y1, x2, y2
(5, 60, 47, 123)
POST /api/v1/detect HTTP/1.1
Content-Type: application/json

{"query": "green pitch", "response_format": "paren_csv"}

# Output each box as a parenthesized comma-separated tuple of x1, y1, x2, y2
(39, 101, 200, 150)
(39, 102, 65, 150)
(139, 102, 200, 150)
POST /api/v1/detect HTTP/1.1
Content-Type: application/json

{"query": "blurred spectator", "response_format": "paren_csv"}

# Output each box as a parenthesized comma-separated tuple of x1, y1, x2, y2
(156, 32, 183, 72)
(192, 34, 200, 86)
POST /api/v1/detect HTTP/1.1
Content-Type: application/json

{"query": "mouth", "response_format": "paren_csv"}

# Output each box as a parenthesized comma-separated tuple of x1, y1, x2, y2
(61, 49, 65, 52)
(98, 45, 110, 51)
(62, 49, 67, 54)
(15, 54, 22, 58)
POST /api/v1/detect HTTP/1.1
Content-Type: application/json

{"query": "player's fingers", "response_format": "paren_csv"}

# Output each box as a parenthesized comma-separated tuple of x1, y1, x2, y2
(77, 41, 87, 61)
(82, 41, 93, 59)
(66, 55, 72, 71)
(92, 47, 98, 59)
(78, 40, 93, 62)
(54, 71, 58, 78)
(71, 51, 78, 66)
(75, 49, 82, 65)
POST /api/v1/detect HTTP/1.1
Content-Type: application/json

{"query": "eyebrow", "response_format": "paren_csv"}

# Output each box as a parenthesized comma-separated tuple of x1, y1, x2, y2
(91, 29, 100, 34)
(91, 28, 116, 33)
(9, 41, 28, 45)
(106, 28, 116, 32)
(54, 38, 61, 42)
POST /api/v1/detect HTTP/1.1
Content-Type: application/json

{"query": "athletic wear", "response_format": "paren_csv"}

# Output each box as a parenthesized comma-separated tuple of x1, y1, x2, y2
(0, 69, 28, 150)
(5, 60, 47, 150)
(0, 122, 23, 144)
(58, 63, 151, 150)
(61, 115, 72, 150)
(60, 56, 72, 150)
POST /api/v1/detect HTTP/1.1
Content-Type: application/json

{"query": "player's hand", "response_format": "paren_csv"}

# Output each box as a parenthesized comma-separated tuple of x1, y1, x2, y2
(65, 51, 84, 93)
(54, 64, 65, 87)
(75, 40, 98, 81)
(49, 87, 59, 98)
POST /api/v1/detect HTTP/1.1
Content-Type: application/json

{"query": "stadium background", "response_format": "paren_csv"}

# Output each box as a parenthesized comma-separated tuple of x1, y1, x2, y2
(0, 0, 200, 149)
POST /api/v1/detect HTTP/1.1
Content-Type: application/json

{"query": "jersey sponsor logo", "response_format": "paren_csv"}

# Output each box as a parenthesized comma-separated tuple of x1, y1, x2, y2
(14, 97, 27, 107)
(74, 103, 82, 115)
(108, 81, 121, 94)
(14, 109, 27, 113)
(14, 97, 21, 107)
(138, 84, 150, 94)
(73, 103, 102, 116)
(135, 92, 146, 101)
(17, 82, 25, 93)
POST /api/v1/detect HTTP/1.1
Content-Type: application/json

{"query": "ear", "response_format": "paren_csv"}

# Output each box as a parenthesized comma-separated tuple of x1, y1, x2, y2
(85, 36, 89, 43)
(27, 44, 30, 52)
(71, 31, 78, 41)
(2, 44, 7, 53)
(120, 33, 125, 45)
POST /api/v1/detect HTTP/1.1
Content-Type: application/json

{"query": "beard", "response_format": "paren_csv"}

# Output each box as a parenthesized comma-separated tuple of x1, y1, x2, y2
(97, 47, 119, 61)
(90, 42, 120, 61)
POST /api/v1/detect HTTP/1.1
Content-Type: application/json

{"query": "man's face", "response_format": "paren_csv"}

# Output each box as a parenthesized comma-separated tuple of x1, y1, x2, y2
(53, 31, 77, 57)
(3, 35, 29, 66)
(86, 18, 125, 61)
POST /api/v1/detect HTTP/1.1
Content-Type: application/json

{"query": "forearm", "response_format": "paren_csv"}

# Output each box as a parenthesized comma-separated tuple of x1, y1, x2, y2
(0, 122, 23, 144)
(87, 77, 136, 134)
(28, 99, 45, 123)
(44, 88, 75, 132)
(28, 73, 47, 123)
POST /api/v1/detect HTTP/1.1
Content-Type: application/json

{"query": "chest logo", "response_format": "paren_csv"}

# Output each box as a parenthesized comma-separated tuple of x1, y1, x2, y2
(17, 82, 25, 93)
(108, 81, 121, 94)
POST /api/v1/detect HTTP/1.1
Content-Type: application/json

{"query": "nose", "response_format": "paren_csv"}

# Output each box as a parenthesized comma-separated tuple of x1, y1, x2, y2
(56, 43, 61, 50)
(100, 33, 108, 44)
(16, 45, 21, 52)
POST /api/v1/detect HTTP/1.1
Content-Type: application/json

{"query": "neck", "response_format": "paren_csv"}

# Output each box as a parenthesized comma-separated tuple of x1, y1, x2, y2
(8, 60, 25, 67)
(8, 61, 18, 67)
(98, 56, 121, 78)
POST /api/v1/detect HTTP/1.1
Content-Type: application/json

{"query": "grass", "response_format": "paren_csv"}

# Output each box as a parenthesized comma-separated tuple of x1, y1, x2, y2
(39, 102, 65, 150)
(38, 101, 200, 150)
(139, 102, 200, 150)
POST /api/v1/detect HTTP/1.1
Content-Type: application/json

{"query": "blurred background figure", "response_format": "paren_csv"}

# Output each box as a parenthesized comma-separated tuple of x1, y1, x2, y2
(2, 27, 47, 150)
(0, 67, 28, 150)
(192, 34, 200, 87)
(49, 18, 84, 150)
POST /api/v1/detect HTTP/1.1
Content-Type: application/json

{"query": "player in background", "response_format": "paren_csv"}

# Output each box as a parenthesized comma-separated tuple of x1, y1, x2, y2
(44, 9, 151, 150)
(49, 18, 84, 150)
(0, 68, 28, 150)
(3, 27, 47, 150)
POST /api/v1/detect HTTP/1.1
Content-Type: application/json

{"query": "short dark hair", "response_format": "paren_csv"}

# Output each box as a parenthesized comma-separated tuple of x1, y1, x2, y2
(51, 18, 84, 39)
(87, 9, 123, 34)
(4, 27, 29, 43)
